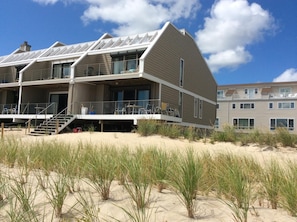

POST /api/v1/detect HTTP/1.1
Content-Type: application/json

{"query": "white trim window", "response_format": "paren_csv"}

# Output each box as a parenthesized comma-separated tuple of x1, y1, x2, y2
(217, 90, 224, 99)
(268, 102, 273, 109)
(214, 118, 219, 128)
(279, 87, 291, 97)
(244, 88, 258, 98)
(240, 103, 254, 109)
(233, 118, 254, 129)
(179, 58, 184, 87)
(270, 118, 294, 131)
(278, 102, 295, 109)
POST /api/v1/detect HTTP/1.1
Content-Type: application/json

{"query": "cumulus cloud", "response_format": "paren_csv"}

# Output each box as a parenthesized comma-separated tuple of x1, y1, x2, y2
(81, 0, 200, 36)
(32, 0, 276, 73)
(273, 68, 297, 82)
(32, 0, 200, 36)
(196, 0, 274, 73)
(206, 47, 252, 73)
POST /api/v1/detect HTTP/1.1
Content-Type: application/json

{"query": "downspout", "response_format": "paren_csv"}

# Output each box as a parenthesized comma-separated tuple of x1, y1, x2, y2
(16, 41, 63, 115)
(69, 33, 111, 114)
(17, 59, 36, 114)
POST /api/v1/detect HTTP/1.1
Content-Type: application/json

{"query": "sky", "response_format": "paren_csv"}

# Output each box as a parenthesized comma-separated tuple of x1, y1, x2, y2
(0, 0, 296, 85)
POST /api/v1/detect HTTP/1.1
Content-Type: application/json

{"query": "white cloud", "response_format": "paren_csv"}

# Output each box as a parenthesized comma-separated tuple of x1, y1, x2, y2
(32, 0, 59, 4)
(206, 47, 252, 73)
(32, 0, 201, 36)
(81, 0, 201, 36)
(273, 68, 297, 82)
(196, 0, 274, 73)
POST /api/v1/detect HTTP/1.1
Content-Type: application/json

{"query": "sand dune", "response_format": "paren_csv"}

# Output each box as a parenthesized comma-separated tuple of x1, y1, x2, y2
(0, 129, 296, 221)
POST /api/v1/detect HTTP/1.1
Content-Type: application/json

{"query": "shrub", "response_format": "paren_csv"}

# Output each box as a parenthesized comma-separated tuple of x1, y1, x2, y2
(276, 128, 297, 147)
(211, 125, 237, 143)
(137, 119, 158, 136)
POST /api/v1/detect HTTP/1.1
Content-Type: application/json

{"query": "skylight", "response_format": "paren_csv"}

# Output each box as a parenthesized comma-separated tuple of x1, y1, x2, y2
(93, 30, 158, 51)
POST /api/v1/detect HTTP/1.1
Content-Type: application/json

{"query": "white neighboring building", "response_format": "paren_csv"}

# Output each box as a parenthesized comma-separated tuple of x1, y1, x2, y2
(217, 81, 297, 133)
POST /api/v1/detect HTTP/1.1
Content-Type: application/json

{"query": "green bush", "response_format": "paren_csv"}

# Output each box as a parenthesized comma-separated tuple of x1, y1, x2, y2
(211, 125, 237, 143)
(276, 128, 297, 147)
(137, 119, 159, 136)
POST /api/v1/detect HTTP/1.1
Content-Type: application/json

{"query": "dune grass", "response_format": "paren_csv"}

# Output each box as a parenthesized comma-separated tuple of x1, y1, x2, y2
(0, 132, 296, 220)
(167, 148, 203, 218)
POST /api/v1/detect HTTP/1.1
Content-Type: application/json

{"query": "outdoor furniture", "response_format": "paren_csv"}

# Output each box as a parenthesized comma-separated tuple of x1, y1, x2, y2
(126, 104, 142, 114)
(2, 107, 8, 114)
(138, 104, 153, 114)
(114, 107, 126, 115)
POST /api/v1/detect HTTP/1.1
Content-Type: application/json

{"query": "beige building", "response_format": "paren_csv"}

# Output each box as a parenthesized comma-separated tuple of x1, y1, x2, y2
(0, 22, 217, 134)
(217, 81, 297, 133)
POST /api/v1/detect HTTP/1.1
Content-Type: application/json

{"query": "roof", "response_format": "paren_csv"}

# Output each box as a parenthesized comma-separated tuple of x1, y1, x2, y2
(218, 81, 297, 89)
(0, 28, 160, 67)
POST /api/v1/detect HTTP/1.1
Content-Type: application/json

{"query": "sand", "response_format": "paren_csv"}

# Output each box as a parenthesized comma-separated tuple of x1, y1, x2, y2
(0, 129, 297, 221)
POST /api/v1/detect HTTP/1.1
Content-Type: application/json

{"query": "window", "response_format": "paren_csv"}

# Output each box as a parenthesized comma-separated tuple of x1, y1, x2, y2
(240, 103, 255, 109)
(217, 90, 224, 99)
(214, 118, 219, 128)
(179, 92, 183, 116)
(269, 102, 273, 109)
(280, 87, 291, 97)
(194, 98, 198, 118)
(216, 104, 219, 109)
(111, 51, 143, 74)
(53, 63, 72, 78)
(233, 118, 254, 129)
(270, 118, 294, 131)
(199, 99, 203, 119)
(244, 88, 257, 98)
(278, 102, 295, 109)
(179, 59, 184, 87)
(232, 104, 236, 109)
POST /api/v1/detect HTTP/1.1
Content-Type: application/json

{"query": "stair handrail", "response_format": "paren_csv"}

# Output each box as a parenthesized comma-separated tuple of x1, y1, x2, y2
(25, 102, 57, 126)
(21, 102, 30, 114)
(42, 106, 69, 126)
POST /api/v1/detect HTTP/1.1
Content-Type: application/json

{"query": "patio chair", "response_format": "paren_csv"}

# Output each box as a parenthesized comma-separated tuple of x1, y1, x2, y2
(114, 107, 126, 114)
(138, 104, 153, 114)
(2, 107, 8, 114)
(10, 105, 17, 114)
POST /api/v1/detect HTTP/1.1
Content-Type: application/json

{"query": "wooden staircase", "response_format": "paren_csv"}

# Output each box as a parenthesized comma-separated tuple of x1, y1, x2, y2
(30, 114, 76, 136)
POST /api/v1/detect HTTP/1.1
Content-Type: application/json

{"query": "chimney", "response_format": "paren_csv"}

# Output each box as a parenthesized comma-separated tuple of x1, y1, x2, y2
(20, 41, 31, 52)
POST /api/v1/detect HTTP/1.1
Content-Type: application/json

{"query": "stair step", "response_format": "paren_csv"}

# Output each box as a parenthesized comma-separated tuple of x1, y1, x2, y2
(30, 114, 76, 136)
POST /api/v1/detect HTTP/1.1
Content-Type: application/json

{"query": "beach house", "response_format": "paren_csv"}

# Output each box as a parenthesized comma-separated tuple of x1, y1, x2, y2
(217, 81, 297, 133)
(0, 22, 217, 134)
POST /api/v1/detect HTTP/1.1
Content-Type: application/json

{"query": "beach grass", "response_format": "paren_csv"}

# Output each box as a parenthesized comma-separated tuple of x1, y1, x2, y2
(0, 132, 296, 220)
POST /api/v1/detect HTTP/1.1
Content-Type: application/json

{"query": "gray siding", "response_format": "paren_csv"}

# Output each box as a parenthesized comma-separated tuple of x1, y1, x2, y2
(144, 23, 217, 102)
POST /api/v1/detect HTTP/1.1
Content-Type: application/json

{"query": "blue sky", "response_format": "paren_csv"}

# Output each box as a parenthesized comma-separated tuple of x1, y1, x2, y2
(0, 0, 296, 85)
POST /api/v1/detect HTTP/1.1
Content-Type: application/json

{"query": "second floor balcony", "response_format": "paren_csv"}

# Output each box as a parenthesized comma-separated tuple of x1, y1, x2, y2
(8, 59, 140, 82)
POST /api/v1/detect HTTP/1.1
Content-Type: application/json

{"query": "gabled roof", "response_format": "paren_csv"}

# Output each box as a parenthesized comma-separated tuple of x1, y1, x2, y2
(0, 27, 161, 67)
(93, 31, 158, 51)
(2, 49, 45, 64)
(42, 41, 96, 58)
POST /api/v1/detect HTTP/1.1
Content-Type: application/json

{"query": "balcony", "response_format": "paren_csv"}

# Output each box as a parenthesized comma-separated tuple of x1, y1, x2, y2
(0, 72, 15, 83)
(18, 59, 139, 82)
(75, 59, 139, 77)
(73, 99, 180, 117)
(0, 100, 181, 118)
